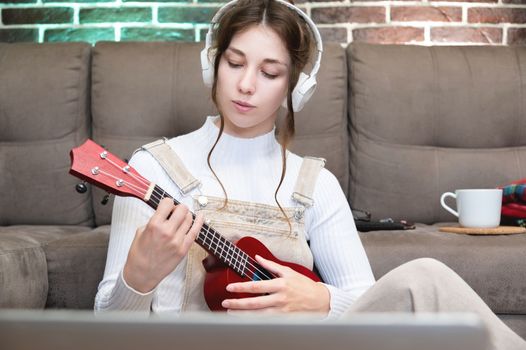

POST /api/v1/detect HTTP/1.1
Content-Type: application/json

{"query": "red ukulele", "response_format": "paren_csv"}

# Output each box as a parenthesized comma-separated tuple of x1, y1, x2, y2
(70, 139, 320, 311)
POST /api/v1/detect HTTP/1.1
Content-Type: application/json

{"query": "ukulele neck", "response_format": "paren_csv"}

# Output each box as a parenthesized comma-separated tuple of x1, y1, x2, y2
(145, 184, 252, 279)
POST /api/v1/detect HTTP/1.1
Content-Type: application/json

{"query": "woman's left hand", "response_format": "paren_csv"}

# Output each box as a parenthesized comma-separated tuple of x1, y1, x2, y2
(221, 255, 330, 315)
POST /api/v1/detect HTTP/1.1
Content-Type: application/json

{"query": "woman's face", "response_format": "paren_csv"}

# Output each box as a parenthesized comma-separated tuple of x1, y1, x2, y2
(215, 24, 290, 138)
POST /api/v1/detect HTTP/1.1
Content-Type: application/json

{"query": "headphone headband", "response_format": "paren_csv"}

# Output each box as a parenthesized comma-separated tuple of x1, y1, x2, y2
(201, 0, 324, 112)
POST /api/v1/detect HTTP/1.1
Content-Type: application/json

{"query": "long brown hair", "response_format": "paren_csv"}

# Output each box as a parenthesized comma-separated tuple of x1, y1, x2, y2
(206, 0, 315, 224)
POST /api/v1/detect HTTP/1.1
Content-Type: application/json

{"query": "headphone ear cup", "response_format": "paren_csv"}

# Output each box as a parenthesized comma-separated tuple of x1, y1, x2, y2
(201, 47, 214, 88)
(291, 72, 316, 112)
(282, 72, 315, 112)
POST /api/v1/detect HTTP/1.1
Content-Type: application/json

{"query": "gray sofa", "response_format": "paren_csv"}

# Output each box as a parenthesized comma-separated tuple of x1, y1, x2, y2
(1, 41, 525, 338)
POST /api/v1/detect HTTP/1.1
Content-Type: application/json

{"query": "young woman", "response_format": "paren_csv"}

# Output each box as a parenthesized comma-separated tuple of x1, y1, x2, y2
(95, 1, 525, 349)
(95, 0, 375, 316)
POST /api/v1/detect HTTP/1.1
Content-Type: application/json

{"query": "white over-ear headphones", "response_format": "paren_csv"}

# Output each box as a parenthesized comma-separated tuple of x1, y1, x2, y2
(200, 0, 323, 112)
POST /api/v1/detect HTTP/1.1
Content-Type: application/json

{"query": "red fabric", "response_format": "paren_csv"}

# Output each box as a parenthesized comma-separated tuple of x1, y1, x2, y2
(499, 179, 526, 221)
(502, 203, 526, 219)
(497, 179, 526, 224)
(501, 178, 526, 187)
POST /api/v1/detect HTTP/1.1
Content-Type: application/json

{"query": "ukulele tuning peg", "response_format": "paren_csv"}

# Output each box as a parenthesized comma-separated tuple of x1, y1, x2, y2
(75, 182, 88, 194)
(101, 193, 111, 205)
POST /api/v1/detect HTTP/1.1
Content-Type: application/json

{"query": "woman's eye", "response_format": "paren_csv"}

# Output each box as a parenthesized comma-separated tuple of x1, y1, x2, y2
(262, 72, 278, 79)
(228, 61, 242, 68)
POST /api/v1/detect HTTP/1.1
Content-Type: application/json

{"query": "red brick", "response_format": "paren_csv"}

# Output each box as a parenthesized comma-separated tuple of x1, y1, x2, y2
(2, 8, 73, 24)
(44, 28, 115, 43)
(431, 27, 502, 43)
(469, 8, 526, 24)
(391, 6, 462, 22)
(319, 27, 348, 43)
(0, 28, 37, 42)
(121, 27, 194, 41)
(158, 6, 218, 24)
(312, 6, 385, 24)
(80, 8, 151, 24)
(352, 26, 424, 44)
(508, 28, 526, 44)
(0, 0, 36, 3)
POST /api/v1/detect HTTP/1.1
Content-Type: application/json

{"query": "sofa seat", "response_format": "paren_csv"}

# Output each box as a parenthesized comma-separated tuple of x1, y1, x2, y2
(0, 226, 92, 308)
(43, 226, 109, 309)
(359, 225, 526, 337)
(360, 224, 526, 314)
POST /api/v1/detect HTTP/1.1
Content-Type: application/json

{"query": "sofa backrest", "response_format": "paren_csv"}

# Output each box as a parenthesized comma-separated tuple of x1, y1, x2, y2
(91, 41, 348, 226)
(0, 43, 93, 226)
(5, 41, 524, 227)
(348, 43, 526, 223)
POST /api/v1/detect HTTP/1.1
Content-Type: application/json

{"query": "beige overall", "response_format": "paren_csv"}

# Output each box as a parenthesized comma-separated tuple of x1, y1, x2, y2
(142, 139, 325, 312)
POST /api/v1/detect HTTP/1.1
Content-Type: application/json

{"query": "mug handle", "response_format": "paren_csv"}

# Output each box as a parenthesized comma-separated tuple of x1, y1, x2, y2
(440, 192, 458, 217)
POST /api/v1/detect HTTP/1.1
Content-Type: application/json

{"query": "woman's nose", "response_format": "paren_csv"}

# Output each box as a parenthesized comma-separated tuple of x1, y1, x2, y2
(238, 69, 256, 95)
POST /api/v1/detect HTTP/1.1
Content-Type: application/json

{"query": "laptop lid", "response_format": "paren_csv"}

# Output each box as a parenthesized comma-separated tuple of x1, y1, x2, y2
(0, 310, 489, 350)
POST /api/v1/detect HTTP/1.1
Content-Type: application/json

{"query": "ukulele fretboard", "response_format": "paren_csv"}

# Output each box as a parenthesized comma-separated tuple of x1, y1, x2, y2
(146, 184, 252, 278)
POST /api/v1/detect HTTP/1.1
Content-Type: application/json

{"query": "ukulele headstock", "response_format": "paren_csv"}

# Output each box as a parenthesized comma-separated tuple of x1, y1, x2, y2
(69, 139, 149, 200)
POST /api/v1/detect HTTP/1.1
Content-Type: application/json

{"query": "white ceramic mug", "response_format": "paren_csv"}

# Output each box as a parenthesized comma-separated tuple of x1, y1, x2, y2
(440, 189, 503, 228)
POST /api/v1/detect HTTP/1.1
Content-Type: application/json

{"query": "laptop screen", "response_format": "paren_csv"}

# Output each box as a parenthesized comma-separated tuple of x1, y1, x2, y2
(0, 310, 489, 350)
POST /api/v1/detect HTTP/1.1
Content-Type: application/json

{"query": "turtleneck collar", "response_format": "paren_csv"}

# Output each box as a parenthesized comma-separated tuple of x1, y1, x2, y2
(197, 116, 281, 158)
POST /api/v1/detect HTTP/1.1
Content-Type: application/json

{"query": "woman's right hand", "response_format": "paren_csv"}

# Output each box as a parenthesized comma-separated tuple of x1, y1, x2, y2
(123, 198, 204, 293)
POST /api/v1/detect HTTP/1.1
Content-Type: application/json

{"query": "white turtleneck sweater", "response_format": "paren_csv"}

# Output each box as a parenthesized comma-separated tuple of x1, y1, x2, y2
(94, 116, 375, 318)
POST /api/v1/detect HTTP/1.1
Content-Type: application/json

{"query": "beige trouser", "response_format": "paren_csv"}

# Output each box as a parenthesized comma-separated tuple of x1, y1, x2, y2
(343, 258, 526, 350)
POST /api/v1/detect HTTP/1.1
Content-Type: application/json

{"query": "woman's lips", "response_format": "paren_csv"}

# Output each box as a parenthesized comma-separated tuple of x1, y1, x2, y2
(233, 100, 255, 113)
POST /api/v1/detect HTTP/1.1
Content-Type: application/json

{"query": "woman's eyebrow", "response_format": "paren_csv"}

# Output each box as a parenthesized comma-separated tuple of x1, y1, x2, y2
(227, 46, 288, 67)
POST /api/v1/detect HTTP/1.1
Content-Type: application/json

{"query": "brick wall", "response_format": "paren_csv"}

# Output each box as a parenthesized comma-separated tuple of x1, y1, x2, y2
(1, 0, 525, 45)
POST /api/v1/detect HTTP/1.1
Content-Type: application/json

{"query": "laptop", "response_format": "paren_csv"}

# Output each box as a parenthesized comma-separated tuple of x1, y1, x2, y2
(0, 310, 489, 350)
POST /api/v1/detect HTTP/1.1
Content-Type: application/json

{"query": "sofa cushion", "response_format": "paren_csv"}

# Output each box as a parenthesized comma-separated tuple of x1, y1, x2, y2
(91, 42, 348, 225)
(0, 42, 93, 226)
(350, 137, 526, 223)
(44, 225, 109, 309)
(0, 225, 87, 308)
(348, 43, 526, 223)
(499, 315, 526, 342)
(359, 225, 526, 314)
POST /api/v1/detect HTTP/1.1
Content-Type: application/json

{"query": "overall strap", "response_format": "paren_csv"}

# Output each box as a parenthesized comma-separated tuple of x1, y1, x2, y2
(292, 156, 326, 208)
(141, 138, 201, 195)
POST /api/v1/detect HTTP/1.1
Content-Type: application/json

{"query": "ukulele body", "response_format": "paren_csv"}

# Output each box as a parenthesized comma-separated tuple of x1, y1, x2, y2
(202, 236, 320, 311)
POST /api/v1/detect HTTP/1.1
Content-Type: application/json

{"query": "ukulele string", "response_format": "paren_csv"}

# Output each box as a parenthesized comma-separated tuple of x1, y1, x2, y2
(103, 156, 152, 189)
(195, 217, 277, 281)
(102, 156, 180, 208)
(196, 220, 277, 281)
(97, 169, 147, 198)
(148, 190, 277, 281)
(101, 154, 277, 281)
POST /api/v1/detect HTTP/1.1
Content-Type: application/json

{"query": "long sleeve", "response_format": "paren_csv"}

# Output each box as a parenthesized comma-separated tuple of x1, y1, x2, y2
(306, 168, 376, 319)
